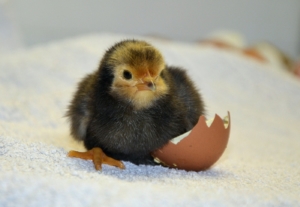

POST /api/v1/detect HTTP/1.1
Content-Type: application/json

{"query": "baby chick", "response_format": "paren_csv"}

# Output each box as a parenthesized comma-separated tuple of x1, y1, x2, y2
(67, 40, 205, 170)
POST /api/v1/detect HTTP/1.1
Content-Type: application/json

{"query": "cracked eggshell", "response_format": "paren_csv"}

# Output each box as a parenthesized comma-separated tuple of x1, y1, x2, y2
(152, 112, 231, 171)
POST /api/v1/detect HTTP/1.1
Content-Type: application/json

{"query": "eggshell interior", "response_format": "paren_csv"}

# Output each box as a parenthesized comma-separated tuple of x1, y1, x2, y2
(152, 112, 231, 171)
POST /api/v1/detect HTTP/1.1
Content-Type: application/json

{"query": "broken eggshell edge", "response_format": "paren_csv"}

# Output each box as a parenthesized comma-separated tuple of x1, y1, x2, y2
(151, 112, 231, 171)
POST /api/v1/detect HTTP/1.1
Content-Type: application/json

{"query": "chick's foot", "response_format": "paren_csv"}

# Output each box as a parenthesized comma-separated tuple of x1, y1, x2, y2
(68, 148, 125, 170)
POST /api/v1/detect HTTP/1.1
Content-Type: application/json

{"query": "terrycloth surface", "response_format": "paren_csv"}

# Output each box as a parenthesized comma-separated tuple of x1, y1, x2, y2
(0, 34, 299, 206)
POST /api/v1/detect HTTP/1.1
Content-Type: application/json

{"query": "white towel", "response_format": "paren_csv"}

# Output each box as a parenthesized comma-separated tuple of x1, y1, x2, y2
(1, 33, 299, 206)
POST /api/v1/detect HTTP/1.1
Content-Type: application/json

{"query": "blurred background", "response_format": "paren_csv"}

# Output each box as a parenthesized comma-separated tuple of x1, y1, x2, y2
(1, 0, 300, 59)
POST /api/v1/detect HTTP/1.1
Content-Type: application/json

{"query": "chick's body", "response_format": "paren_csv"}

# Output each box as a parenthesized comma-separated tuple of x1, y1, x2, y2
(67, 40, 205, 166)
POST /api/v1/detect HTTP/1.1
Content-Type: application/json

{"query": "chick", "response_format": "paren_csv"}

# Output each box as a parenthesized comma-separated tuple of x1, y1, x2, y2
(67, 40, 205, 170)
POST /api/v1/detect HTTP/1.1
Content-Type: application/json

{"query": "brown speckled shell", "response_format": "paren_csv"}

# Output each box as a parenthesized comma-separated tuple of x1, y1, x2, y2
(152, 112, 231, 171)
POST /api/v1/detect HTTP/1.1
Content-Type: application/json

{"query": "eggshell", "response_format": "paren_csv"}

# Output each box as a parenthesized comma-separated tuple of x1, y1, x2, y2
(152, 112, 231, 171)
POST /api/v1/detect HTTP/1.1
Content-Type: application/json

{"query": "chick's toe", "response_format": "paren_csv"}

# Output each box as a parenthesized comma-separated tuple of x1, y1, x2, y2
(68, 148, 125, 170)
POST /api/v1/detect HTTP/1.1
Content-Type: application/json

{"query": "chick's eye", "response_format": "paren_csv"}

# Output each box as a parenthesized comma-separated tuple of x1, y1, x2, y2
(123, 70, 132, 80)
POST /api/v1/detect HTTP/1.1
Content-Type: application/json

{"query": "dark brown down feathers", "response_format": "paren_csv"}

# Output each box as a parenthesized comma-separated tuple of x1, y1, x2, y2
(67, 40, 205, 165)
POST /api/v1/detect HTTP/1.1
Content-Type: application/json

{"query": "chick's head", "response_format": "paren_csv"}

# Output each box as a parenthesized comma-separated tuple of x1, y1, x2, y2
(106, 40, 169, 109)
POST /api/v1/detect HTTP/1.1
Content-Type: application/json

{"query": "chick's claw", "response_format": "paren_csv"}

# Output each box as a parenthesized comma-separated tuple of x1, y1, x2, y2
(68, 148, 125, 170)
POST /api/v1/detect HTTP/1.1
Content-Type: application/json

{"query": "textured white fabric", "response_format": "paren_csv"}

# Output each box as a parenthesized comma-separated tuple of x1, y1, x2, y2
(1, 34, 299, 206)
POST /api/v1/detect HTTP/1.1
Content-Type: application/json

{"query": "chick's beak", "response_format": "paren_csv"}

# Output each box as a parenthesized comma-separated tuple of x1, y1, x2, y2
(135, 80, 156, 91)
